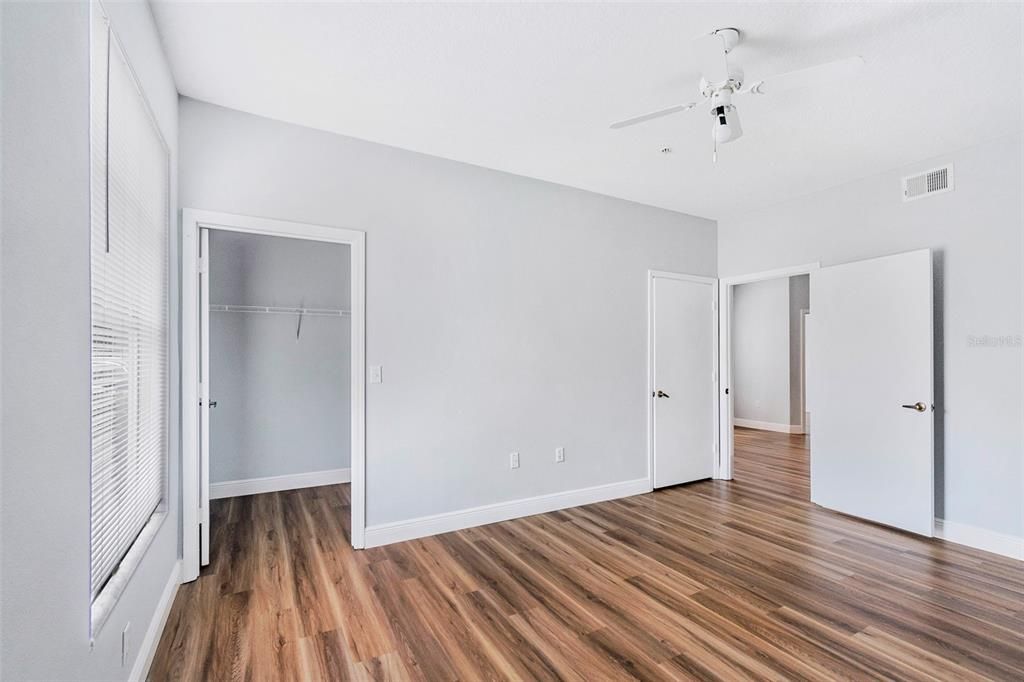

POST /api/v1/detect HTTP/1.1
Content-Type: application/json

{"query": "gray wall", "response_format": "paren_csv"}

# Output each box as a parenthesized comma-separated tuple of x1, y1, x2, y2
(719, 134, 1023, 538)
(210, 231, 351, 483)
(1, 1, 180, 679)
(733, 278, 791, 426)
(789, 275, 810, 428)
(179, 98, 718, 526)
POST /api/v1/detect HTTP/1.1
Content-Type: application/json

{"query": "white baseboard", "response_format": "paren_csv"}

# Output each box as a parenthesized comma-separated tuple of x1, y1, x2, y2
(364, 477, 652, 548)
(934, 519, 1024, 561)
(130, 559, 181, 682)
(210, 467, 351, 499)
(734, 418, 804, 434)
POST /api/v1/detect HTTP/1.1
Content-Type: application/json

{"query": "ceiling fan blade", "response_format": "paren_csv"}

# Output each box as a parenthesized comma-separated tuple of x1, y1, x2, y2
(693, 31, 730, 84)
(609, 102, 699, 130)
(744, 56, 864, 95)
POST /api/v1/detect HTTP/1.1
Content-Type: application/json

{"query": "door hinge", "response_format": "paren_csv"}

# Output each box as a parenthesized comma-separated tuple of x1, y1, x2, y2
(712, 299, 718, 312)
(198, 256, 208, 275)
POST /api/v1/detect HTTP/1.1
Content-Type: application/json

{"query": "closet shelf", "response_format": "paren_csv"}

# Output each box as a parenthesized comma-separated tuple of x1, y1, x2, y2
(211, 304, 350, 317)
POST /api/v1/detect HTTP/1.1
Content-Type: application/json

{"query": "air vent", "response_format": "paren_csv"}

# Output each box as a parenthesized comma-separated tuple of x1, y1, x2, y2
(903, 165, 953, 202)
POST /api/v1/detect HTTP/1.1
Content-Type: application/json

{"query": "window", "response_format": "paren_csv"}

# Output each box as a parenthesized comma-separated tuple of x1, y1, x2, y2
(89, 5, 169, 630)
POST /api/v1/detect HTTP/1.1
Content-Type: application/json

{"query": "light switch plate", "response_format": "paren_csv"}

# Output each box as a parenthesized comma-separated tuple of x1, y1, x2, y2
(369, 366, 383, 384)
(555, 447, 565, 463)
(510, 452, 520, 469)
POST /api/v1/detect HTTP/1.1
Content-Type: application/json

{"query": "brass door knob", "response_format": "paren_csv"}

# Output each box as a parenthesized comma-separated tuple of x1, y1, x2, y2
(901, 401, 928, 412)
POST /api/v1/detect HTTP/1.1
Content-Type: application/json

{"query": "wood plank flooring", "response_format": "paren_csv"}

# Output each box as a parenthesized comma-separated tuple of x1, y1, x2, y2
(733, 426, 810, 500)
(150, 430, 1024, 680)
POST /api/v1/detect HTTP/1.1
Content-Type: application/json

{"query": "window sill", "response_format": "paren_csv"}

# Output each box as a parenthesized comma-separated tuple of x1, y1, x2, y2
(90, 509, 168, 637)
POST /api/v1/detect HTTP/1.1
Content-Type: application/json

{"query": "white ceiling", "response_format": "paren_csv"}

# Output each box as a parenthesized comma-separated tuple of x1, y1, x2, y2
(151, 1, 1022, 219)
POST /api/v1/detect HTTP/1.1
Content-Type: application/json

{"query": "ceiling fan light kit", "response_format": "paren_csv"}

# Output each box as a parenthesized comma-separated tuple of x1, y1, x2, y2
(709, 87, 742, 144)
(610, 26, 862, 162)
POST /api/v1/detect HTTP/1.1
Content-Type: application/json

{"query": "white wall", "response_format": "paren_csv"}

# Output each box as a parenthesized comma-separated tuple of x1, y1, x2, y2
(733, 278, 791, 426)
(210, 231, 351, 483)
(1, 1, 179, 679)
(179, 98, 717, 527)
(719, 134, 1023, 539)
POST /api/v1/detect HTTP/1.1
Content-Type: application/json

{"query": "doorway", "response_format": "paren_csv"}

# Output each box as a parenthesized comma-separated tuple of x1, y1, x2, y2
(729, 273, 810, 499)
(717, 263, 818, 483)
(182, 210, 366, 582)
(207, 229, 350, 508)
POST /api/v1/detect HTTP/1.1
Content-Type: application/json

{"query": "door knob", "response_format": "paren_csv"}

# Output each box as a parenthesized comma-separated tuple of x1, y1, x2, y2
(901, 401, 927, 412)
(209, 400, 218, 409)
(655, 390, 670, 398)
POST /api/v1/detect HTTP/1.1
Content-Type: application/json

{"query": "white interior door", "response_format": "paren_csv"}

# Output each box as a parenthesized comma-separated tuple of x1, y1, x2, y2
(808, 249, 934, 535)
(199, 228, 211, 565)
(651, 273, 717, 488)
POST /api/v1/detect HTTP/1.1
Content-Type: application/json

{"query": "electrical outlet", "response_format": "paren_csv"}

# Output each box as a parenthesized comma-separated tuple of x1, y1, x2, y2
(510, 452, 520, 469)
(555, 447, 565, 463)
(121, 622, 131, 667)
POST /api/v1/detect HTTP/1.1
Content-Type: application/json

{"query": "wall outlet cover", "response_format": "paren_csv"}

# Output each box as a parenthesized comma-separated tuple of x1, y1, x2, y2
(510, 452, 520, 469)
(555, 447, 565, 463)
(369, 365, 383, 384)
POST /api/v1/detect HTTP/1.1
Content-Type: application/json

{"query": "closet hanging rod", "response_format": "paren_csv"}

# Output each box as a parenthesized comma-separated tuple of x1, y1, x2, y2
(210, 304, 350, 317)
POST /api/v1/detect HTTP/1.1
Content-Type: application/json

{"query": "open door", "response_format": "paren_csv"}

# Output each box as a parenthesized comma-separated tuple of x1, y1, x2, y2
(808, 249, 934, 535)
(199, 227, 211, 565)
(650, 272, 718, 488)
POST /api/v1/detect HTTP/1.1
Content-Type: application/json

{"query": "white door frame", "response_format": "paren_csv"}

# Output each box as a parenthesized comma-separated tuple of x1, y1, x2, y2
(199, 228, 211, 565)
(717, 262, 819, 479)
(799, 308, 810, 433)
(646, 270, 720, 487)
(181, 209, 367, 581)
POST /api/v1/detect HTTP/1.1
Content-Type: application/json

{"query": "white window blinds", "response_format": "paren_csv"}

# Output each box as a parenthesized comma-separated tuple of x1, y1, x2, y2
(90, 11, 169, 602)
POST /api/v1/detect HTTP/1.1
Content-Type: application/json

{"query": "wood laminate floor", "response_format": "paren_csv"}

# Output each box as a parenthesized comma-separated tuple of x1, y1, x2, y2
(732, 426, 810, 501)
(150, 430, 1024, 680)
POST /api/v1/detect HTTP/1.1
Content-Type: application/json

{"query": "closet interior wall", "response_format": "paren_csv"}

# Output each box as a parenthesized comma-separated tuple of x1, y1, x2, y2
(209, 230, 352, 485)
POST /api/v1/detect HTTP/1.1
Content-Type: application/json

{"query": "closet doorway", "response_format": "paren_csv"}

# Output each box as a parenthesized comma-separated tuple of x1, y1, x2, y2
(182, 210, 366, 582)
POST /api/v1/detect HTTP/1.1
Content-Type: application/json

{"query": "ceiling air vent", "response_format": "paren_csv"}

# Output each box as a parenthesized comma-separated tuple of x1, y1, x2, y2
(903, 165, 953, 202)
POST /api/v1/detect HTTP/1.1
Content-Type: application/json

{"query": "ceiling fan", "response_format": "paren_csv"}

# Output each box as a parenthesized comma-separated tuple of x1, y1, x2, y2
(610, 28, 863, 160)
